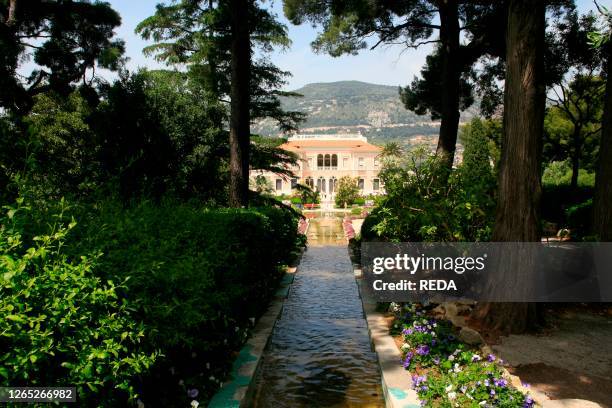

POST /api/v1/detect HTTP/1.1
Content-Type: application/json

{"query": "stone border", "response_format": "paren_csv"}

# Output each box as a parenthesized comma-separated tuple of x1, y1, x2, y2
(354, 268, 421, 408)
(208, 250, 303, 408)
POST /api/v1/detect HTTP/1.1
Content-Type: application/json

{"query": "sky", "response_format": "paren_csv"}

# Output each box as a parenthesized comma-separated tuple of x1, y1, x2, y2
(106, 0, 602, 91)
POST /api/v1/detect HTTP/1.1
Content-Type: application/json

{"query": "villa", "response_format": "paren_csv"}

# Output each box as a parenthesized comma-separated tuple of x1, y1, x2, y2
(251, 133, 383, 202)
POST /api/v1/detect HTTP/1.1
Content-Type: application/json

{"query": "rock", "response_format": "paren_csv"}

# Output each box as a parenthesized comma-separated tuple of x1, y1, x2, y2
(459, 327, 484, 345)
(543, 399, 603, 408)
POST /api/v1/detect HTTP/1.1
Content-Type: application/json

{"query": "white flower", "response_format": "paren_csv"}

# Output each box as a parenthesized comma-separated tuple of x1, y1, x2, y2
(190, 400, 199, 408)
(401, 343, 411, 351)
(453, 363, 462, 373)
(209, 376, 215, 381)
(479, 402, 487, 407)
(178, 379, 184, 386)
(448, 392, 457, 400)
(448, 355, 455, 361)
(206, 362, 210, 369)
(137, 399, 145, 408)
(445, 384, 454, 392)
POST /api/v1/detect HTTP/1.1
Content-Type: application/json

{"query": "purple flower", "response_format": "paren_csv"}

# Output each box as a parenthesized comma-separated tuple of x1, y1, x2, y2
(416, 345, 430, 356)
(523, 396, 534, 408)
(490, 389, 496, 396)
(433, 356, 440, 365)
(187, 388, 199, 398)
(431, 339, 437, 346)
(493, 378, 508, 388)
(403, 351, 414, 368)
(484, 379, 490, 387)
(412, 374, 427, 389)
(402, 327, 414, 336)
(487, 354, 496, 362)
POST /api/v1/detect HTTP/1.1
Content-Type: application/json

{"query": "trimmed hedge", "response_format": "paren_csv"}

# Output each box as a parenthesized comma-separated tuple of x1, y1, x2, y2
(68, 200, 300, 405)
(2, 196, 300, 407)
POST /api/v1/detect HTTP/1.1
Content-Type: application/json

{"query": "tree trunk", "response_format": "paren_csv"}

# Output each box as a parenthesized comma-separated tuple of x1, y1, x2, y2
(7, 0, 17, 25)
(473, 0, 546, 334)
(593, 45, 612, 241)
(435, 0, 461, 173)
(570, 125, 582, 190)
(228, 0, 251, 208)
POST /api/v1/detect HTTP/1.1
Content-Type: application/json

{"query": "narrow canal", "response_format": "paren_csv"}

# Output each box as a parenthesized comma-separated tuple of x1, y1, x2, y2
(252, 216, 384, 407)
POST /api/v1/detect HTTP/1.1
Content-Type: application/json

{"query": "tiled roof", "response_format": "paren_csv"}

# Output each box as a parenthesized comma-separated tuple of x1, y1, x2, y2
(279, 139, 381, 152)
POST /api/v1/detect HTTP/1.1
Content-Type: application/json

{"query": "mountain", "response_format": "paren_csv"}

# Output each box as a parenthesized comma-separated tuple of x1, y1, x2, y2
(252, 80, 477, 146)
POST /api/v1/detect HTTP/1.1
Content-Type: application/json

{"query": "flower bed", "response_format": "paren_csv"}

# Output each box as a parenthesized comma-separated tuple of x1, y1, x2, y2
(390, 303, 534, 408)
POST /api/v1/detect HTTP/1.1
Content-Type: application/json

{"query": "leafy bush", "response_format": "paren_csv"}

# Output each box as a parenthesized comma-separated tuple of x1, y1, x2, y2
(393, 304, 533, 408)
(0, 198, 156, 405)
(542, 160, 596, 188)
(367, 147, 495, 242)
(68, 199, 299, 406)
(335, 176, 360, 207)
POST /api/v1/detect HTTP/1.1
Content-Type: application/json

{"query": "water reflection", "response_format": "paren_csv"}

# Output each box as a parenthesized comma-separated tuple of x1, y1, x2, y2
(252, 221, 383, 407)
(307, 216, 346, 246)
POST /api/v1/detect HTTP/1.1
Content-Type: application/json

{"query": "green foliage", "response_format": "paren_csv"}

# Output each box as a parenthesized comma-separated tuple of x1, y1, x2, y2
(136, 0, 305, 132)
(0, 1, 124, 114)
(459, 118, 496, 188)
(366, 147, 495, 242)
(0, 197, 156, 405)
(542, 160, 596, 187)
(335, 176, 360, 207)
(66, 199, 299, 405)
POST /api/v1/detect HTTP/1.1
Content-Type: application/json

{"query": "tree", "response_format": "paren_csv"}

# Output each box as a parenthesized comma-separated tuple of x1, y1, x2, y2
(137, 0, 305, 207)
(474, 0, 546, 334)
(590, 2, 612, 241)
(228, 0, 251, 207)
(380, 142, 404, 158)
(459, 118, 495, 189)
(283, 0, 507, 173)
(0, 0, 125, 115)
(545, 10, 605, 189)
(544, 75, 604, 189)
(335, 176, 360, 207)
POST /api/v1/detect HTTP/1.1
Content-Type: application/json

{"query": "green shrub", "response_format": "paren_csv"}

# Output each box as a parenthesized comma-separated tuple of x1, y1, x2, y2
(369, 148, 495, 242)
(335, 176, 360, 207)
(68, 199, 299, 406)
(0, 198, 156, 406)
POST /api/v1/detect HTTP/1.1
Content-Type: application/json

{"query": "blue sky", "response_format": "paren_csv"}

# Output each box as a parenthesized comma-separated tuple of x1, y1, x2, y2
(107, 0, 602, 91)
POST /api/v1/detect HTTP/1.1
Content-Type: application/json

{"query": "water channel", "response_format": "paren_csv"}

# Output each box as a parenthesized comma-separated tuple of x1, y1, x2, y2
(252, 217, 384, 407)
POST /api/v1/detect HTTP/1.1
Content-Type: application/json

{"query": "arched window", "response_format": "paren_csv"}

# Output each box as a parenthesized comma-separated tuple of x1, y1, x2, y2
(318, 177, 326, 193)
(333, 177, 338, 191)
(306, 177, 314, 189)
(324, 154, 331, 168)
(329, 177, 337, 193)
(317, 154, 324, 169)
(331, 154, 338, 168)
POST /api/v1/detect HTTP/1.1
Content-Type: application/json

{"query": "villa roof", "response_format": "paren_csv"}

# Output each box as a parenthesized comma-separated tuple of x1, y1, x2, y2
(279, 139, 382, 152)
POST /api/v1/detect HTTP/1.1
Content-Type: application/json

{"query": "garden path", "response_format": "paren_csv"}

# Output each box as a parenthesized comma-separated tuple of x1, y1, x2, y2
(252, 218, 383, 407)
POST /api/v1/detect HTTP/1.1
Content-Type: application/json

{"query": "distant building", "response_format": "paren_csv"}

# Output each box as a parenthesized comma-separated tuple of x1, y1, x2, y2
(250, 133, 383, 202)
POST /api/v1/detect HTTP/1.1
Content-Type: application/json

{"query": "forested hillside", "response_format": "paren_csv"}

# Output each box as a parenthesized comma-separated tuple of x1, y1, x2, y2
(252, 80, 477, 144)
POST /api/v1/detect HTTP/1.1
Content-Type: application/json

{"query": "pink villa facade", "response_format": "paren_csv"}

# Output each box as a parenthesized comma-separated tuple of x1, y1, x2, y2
(251, 133, 384, 202)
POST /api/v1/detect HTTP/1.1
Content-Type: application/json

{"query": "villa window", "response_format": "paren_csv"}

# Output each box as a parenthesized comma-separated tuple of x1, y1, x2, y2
(308, 157, 314, 168)
(318, 177, 326, 193)
(291, 178, 298, 189)
(373, 178, 380, 191)
(374, 158, 380, 167)
(329, 177, 337, 193)
(331, 154, 338, 169)
(306, 177, 314, 189)
(317, 154, 324, 169)
(358, 178, 364, 190)
(343, 157, 349, 168)
(358, 157, 365, 169)
(324, 154, 331, 168)
(276, 179, 283, 191)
